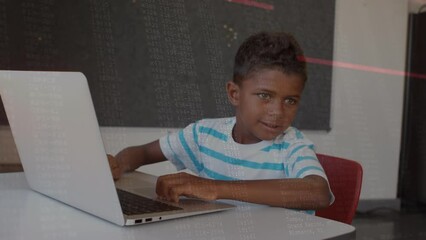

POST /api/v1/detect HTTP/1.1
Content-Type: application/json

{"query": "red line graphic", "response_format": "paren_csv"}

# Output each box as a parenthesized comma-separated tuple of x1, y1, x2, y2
(227, 0, 274, 11)
(299, 56, 426, 80)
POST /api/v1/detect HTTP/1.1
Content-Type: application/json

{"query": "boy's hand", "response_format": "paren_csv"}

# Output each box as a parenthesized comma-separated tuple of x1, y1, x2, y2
(156, 172, 218, 203)
(107, 154, 124, 181)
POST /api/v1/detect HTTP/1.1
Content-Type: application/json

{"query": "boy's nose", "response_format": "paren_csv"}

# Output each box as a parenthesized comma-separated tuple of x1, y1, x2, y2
(267, 100, 285, 117)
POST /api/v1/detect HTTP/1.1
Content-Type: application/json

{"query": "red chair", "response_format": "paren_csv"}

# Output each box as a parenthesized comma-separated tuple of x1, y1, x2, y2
(315, 153, 363, 224)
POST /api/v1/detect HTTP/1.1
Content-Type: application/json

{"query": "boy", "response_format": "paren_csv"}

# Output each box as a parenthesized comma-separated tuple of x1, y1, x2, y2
(108, 31, 332, 211)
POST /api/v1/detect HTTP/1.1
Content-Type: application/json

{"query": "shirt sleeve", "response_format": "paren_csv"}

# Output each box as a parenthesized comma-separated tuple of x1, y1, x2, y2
(286, 141, 335, 205)
(159, 122, 203, 175)
(286, 142, 327, 179)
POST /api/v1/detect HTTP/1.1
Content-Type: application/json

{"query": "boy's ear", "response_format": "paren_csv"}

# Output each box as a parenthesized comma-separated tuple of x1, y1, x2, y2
(226, 81, 240, 106)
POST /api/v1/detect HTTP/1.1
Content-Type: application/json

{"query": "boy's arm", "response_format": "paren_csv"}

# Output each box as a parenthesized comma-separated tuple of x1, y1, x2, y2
(156, 173, 330, 210)
(216, 175, 331, 209)
(108, 140, 167, 180)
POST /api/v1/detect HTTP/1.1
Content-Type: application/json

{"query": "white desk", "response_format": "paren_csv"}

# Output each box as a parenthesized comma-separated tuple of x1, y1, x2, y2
(0, 172, 355, 240)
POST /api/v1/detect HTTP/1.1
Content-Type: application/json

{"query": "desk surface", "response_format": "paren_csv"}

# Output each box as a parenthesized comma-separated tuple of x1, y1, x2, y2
(0, 172, 355, 240)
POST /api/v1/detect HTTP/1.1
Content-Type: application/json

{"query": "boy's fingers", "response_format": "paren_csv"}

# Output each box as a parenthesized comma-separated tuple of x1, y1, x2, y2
(156, 174, 181, 195)
(107, 154, 120, 180)
(155, 176, 166, 196)
(156, 175, 192, 202)
(110, 167, 120, 180)
(169, 183, 193, 202)
(156, 176, 171, 199)
(107, 155, 118, 169)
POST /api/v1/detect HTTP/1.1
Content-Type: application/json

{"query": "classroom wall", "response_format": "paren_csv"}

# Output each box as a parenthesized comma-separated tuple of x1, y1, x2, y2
(305, 0, 407, 200)
(0, 0, 409, 201)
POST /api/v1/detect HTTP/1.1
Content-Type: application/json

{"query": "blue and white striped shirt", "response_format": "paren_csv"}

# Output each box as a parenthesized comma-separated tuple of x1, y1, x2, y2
(159, 117, 329, 183)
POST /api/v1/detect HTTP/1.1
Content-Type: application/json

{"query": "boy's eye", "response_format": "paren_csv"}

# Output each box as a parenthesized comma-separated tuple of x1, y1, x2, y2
(257, 93, 271, 100)
(284, 98, 298, 105)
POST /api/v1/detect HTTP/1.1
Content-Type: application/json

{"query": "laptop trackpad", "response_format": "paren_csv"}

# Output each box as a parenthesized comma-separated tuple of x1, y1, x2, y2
(114, 171, 158, 198)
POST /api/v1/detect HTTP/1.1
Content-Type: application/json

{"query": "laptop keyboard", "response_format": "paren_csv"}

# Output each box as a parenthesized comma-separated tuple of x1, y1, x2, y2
(116, 189, 182, 215)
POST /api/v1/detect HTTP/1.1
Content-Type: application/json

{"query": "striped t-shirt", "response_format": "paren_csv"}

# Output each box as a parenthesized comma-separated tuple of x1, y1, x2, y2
(159, 117, 334, 213)
(159, 117, 329, 182)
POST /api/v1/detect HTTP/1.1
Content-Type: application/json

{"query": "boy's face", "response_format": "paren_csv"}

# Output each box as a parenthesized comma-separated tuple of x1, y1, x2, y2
(227, 68, 305, 144)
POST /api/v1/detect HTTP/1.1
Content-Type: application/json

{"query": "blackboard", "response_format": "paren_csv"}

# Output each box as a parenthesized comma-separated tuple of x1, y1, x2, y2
(0, 0, 335, 130)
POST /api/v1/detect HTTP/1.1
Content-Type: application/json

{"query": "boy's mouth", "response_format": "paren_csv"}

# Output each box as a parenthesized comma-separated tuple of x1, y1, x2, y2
(260, 121, 281, 130)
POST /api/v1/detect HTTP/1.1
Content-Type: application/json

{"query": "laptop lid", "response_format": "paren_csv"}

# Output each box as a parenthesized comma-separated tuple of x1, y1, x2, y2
(1, 70, 236, 226)
(0, 71, 125, 226)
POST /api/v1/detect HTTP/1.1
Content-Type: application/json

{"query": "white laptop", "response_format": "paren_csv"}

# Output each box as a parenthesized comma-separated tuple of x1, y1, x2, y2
(0, 70, 235, 226)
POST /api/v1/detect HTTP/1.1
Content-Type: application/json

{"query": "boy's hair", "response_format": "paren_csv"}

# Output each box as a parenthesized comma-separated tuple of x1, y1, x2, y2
(233, 31, 307, 85)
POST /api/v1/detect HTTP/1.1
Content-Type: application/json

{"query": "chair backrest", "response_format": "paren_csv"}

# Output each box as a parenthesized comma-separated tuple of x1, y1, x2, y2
(315, 153, 363, 224)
